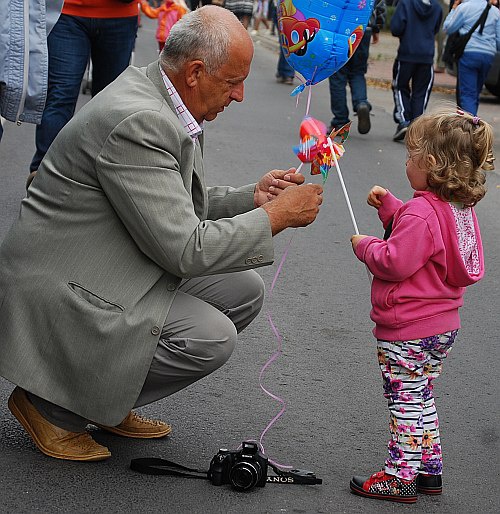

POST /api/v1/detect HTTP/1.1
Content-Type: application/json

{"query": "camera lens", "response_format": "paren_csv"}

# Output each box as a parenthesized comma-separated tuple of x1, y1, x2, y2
(229, 461, 262, 491)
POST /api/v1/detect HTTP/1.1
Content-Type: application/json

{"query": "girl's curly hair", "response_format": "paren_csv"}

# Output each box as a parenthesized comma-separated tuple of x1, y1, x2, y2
(405, 107, 492, 206)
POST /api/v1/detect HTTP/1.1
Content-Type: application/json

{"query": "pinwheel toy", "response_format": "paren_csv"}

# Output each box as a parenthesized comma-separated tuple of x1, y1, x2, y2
(293, 117, 351, 182)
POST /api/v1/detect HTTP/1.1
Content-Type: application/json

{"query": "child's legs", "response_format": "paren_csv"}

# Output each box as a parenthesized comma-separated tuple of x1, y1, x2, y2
(378, 331, 456, 480)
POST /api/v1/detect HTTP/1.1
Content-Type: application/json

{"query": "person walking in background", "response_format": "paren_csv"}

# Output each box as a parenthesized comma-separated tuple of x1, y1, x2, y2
(443, 0, 500, 116)
(274, 0, 295, 84)
(327, 0, 386, 135)
(0, 0, 63, 144)
(435, 0, 450, 72)
(27, 0, 139, 189)
(350, 108, 490, 503)
(390, 0, 442, 142)
(251, 0, 271, 34)
(140, 0, 188, 52)
(224, 0, 254, 28)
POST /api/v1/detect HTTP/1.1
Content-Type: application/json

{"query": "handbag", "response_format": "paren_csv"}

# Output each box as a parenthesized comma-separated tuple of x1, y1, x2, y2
(442, 3, 491, 67)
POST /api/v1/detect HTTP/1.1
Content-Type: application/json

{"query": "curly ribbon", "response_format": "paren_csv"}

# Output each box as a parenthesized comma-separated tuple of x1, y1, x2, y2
(258, 232, 295, 470)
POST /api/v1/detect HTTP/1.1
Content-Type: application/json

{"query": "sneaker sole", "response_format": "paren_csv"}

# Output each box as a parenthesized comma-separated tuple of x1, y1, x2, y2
(95, 423, 172, 439)
(350, 479, 417, 503)
(8, 393, 111, 462)
(357, 105, 371, 134)
(417, 485, 442, 495)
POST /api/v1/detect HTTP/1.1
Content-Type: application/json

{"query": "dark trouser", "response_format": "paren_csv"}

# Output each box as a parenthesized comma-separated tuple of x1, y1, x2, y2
(328, 29, 372, 128)
(28, 271, 265, 432)
(30, 14, 138, 172)
(392, 60, 434, 125)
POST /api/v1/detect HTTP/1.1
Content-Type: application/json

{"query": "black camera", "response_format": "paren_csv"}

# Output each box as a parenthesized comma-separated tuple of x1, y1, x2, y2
(208, 441, 268, 491)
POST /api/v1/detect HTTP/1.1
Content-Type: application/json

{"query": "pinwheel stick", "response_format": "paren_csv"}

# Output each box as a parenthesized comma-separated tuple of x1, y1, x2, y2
(327, 137, 360, 235)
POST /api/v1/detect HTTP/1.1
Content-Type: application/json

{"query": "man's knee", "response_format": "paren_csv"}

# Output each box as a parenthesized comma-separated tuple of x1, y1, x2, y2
(202, 315, 238, 372)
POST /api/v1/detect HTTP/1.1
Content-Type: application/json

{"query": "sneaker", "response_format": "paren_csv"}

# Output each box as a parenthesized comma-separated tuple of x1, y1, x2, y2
(328, 122, 349, 134)
(350, 470, 417, 503)
(284, 76, 294, 85)
(393, 122, 409, 142)
(417, 473, 442, 495)
(356, 103, 371, 134)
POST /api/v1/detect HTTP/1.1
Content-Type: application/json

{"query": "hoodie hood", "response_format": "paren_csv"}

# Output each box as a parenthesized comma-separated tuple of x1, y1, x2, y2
(416, 191, 484, 287)
(412, 0, 436, 17)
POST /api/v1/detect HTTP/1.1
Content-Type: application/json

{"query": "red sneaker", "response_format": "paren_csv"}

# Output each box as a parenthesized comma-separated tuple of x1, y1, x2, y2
(350, 470, 417, 503)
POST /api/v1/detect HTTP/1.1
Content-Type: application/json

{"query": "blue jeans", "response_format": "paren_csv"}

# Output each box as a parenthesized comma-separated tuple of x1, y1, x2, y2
(328, 30, 371, 127)
(277, 46, 295, 79)
(457, 51, 494, 116)
(30, 14, 138, 171)
(274, 9, 294, 78)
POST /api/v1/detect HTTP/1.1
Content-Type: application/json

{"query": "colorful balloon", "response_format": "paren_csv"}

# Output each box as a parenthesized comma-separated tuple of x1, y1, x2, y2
(278, 0, 375, 87)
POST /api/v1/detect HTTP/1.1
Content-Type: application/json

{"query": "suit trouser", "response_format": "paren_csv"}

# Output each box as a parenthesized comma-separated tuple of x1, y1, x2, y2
(28, 270, 265, 432)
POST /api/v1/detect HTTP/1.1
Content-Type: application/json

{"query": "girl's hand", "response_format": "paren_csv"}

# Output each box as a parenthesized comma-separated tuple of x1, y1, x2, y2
(350, 234, 368, 250)
(367, 185, 388, 209)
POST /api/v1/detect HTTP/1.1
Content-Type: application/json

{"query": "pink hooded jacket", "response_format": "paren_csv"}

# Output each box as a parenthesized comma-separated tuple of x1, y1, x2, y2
(354, 190, 484, 341)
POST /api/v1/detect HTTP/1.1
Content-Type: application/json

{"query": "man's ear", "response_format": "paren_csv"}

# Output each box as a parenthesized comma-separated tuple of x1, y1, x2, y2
(185, 60, 205, 88)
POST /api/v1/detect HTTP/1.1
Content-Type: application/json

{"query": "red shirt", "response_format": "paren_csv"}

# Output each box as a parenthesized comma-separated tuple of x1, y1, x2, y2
(62, 0, 138, 18)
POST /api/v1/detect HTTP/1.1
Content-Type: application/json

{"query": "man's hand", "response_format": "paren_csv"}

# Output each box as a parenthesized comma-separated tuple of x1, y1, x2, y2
(350, 234, 368, 250)
(254, 169, 305, 207)
(261, 183, 323, 235)
(367, 185, 388, 209)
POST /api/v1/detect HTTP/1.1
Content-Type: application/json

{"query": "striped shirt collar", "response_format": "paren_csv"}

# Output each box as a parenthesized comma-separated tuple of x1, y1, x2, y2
(159, 65, 203, 140)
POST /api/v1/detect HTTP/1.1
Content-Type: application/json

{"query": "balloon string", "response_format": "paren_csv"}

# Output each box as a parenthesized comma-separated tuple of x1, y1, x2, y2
(305, 84, 312, 116)
(259, 232, 295, 470)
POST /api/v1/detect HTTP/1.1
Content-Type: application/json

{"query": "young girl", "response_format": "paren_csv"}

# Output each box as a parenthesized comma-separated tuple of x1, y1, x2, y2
(349, 108, 492, 503)
(140, 0, 188, 52)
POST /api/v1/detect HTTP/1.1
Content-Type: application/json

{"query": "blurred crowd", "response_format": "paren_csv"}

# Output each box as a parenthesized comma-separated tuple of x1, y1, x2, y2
(1, 0, 499, 177)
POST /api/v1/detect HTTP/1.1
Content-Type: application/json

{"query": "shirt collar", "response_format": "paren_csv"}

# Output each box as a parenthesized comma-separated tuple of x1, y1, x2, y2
(159, 65, 203, 140)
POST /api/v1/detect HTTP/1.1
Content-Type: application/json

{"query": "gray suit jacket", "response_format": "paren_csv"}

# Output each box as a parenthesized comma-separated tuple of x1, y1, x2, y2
(0, 62, 274, 425)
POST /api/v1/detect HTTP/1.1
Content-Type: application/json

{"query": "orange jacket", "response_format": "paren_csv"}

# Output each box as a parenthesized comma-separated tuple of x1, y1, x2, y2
(140, 0, 187, 42)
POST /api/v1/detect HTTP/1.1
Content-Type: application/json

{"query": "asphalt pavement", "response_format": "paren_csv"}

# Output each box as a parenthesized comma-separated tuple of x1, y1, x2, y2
(0, 18, 499, 514)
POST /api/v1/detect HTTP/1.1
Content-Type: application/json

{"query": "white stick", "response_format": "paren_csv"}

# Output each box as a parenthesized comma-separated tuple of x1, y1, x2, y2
(327, 137, 359, 235)
(327, 137, 372, 283)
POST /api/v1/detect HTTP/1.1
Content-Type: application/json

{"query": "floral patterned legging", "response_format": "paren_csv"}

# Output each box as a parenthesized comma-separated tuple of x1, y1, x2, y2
(377, 330, 458, 480)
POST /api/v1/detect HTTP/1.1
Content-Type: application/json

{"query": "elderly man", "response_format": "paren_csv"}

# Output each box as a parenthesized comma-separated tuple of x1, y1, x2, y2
(0, 6, 323, 461)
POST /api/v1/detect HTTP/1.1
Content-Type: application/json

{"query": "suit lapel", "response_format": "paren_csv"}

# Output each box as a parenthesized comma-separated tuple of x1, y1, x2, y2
(146, 61, 208, 220)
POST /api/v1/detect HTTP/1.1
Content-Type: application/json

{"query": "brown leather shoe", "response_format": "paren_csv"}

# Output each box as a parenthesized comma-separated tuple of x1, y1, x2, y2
(96, 411, 172, 439)
(8, 387, 111, 461)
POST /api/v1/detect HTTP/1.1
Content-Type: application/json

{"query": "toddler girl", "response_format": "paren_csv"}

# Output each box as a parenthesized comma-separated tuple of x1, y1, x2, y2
(349, 107, 492, 503)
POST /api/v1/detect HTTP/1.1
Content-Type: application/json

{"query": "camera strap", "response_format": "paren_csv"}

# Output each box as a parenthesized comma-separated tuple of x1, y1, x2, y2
(130, 458, 322, 485)
(130, 457, 208, 480)
(268, 464, 322, 485)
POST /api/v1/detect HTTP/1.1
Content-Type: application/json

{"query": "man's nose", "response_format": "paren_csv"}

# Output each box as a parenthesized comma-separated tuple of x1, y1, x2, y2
(231, 83, 244, 103)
